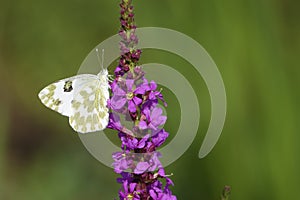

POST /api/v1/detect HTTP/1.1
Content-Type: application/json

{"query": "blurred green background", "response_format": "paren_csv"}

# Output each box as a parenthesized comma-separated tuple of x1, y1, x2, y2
(0, 0, 299, 199)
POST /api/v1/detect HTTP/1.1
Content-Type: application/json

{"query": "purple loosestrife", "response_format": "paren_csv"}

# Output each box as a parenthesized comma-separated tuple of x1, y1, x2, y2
(108, 0, 177, 199)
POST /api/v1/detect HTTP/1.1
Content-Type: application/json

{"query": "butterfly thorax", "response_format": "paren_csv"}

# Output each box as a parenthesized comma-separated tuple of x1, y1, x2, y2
(97, 69, 109, 83)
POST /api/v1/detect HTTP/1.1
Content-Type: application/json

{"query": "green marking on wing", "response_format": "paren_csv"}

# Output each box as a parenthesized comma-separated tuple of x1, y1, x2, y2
(71, 100, 81, 110)
(48, 84, 56, 91)
(79, 90, 88, 97)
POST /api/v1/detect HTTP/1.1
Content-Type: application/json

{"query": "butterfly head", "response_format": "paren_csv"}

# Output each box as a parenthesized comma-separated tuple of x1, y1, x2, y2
(97, 69, 108, 76)
(97, 69, 109, 82)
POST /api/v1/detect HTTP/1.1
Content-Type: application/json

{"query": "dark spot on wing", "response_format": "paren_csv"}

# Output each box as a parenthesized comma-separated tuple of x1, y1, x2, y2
(53, 99, 62, 106)
(63, 81, 73, 92)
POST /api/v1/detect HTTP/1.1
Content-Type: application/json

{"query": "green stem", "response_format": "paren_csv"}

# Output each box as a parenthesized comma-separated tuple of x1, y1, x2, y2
(220, 186, 231, 200)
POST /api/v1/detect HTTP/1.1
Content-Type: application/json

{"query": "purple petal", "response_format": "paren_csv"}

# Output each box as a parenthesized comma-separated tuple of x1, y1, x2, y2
(129, 183, 137, 192)
(123, 180, 128, 193)
(126, 137, 138, 149)
(142, 107, 151, 120)
(149, 190, 158, 199)
(166, 177, 174, 187)
(152, 116, 167, 128)
(112, 152, 123, 160)
(134, 162, 150, 174)
(107, 113, 122, 131)
(137, 134, 150, 148)
(134, 86, 146, 95)
(128, 100, 136, 113)
(113, 85, 126, 96)
(119, 191, 125, 198)
(110, 80, 118, 90)
(126, 79, 134, 91)
(148, 153, 162, 171)
(111, 96, 127, 110)
(132, 96, 142, 105)
(142, 78, 149, 85)
(157, 92, 167, 106)
(114, 66, 122, 73)
(148, 123, 157, 130)
(158, 168, 165, 177)
(149, 91, 157, 100)
(150, 80, 157, 90)
(139, 121, 148, 130)
(152, 129, 169, 147)
(120, 159, 129, 169)
(150, 107, 163, 119)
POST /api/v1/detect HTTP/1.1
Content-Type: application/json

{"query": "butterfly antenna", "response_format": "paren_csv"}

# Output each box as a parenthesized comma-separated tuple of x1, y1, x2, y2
(96, 48, 104, 70)
(102, 49, 105, 69)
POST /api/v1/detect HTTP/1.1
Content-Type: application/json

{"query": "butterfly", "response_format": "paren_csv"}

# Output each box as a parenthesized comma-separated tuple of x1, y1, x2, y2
(38, 49, 110, 134)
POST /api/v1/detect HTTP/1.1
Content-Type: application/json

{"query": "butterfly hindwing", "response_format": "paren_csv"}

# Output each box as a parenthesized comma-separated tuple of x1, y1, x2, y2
(68, 77, 109, 133)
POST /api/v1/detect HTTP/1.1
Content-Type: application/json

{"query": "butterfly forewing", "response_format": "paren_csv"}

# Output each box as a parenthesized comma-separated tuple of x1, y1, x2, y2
(38, 78, 76, 116)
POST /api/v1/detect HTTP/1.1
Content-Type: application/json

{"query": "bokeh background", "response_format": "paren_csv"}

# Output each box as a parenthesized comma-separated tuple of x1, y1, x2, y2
(0, 0, 299, 199)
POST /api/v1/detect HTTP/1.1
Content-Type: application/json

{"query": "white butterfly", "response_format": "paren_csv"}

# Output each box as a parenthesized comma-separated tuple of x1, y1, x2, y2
(38, 50, 110, 134)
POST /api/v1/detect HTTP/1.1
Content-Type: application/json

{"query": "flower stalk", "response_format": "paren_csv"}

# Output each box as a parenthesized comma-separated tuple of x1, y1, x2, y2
(108, 0, 176, 199)
(220, 186, 231, 200)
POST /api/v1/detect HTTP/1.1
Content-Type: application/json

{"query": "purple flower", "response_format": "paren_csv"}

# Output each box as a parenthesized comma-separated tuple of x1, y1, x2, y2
(139, 107, 167, 130)
(107, 113, 122, 131)
(110, 79, 144, 113)
(119, 133, 150, 150)
(165, 177, 174, 191)
(141, 79, 167, 109)
(147, 152, 163, 171)
(133, 152, 162, 174)
(120, 42, 130, 55)
(110, 0, 176, 199)
(151, 129, 169, 148)
(117, 172, 134, 184)
(134, 162, 150, 174)
(148, 180, 177, 200)
(112, 152, 132, 173)
(119, 180, 141, 200)
(108, 113, 136, 136)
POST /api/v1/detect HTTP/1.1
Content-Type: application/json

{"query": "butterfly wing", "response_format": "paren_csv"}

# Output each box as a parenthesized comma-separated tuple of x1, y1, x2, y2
(38, 73, 109, 133)
(68, 76, 109, 133)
